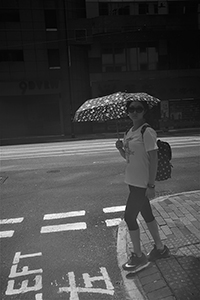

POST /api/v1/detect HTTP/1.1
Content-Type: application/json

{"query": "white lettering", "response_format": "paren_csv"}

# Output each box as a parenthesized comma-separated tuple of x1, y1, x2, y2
(9, 264, 42, 278)
(58, 267, 114, 299)
(6, 275, 42, 295)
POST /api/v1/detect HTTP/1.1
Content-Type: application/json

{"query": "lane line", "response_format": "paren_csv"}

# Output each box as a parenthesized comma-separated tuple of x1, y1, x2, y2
(0, 230, 14, 238)
(43, 210, 85, 220)
(40, 222, 87, 233)
(0, 217, 24, 224)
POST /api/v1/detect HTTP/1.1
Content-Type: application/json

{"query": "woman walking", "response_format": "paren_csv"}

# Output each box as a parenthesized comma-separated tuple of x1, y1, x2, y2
(116, 98, 170, 273)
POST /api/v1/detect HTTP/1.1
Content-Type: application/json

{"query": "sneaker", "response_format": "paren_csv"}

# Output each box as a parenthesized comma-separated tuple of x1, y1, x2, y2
(147, 245, 170, 261)
(122, 252, 150, 273)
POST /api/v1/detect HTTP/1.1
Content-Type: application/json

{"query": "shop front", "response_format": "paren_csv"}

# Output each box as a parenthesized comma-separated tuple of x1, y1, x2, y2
(0, 80, 63, 141)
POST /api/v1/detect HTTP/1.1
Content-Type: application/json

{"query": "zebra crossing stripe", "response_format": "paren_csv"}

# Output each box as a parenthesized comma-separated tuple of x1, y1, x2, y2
(0, 230, 14, 238)
(40, 222, 87, 233)
(43, 210, 85, 220)
(0, 218, 24, 224)
(103, 206, 125, 213)
(105, 218, 122, 227)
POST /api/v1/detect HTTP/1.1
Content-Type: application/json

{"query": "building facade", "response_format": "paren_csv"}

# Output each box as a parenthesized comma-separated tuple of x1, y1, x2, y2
(0, 0, 200, 142)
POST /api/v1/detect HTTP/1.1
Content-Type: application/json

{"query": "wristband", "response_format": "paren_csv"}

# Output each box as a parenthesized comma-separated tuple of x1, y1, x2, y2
(147, 183, 155, 189)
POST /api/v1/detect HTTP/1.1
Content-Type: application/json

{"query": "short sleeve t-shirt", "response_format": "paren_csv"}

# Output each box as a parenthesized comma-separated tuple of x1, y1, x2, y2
(123, 124, 158, 188)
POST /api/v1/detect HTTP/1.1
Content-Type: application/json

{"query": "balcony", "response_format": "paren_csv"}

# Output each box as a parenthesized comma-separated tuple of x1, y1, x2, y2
(90, 14, 198, 35)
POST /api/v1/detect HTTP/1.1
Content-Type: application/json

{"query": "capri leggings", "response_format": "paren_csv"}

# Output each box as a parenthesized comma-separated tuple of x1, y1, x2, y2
(124, 185, 155, 231)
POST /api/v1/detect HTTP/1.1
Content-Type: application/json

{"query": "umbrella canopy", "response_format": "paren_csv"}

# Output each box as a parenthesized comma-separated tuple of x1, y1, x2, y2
(74, 91, 160, 139)
(124, 92, 160, 108)
(74, 92, 126, 122)
(74, 92, 160, 123)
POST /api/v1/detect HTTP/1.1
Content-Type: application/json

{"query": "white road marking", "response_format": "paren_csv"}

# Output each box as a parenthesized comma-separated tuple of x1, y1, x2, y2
(103, 205, 125, 213)
(43, 210, 85, 220)
(35, 294, 43, 300)
(0, 217, 24, 224)
(58, 267, 114, 299)
(6, 251, 43, 297)
(9, 264, 43, 278)
(6, 275, 42, 295)
(0, 230, 14, 238)
(13, 252, 42, 264)
(105, 218, 122, 227)
(1, 137, 199, 160)
(40, 222, 87, 233)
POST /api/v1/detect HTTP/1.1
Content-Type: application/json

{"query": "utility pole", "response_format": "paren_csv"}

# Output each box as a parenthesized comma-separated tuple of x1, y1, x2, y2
(63, 0, 75, 138)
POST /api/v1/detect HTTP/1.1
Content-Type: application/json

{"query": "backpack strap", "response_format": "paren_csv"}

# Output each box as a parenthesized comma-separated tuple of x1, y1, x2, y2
(141, 124, 151, 137)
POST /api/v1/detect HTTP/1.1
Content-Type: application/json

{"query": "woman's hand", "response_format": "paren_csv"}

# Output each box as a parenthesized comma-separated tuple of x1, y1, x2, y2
(115, 140, 123, 150)
(145, 187, 155, 200)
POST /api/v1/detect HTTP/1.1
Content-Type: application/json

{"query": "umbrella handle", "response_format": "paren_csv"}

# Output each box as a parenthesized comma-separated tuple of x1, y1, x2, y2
(115, 119, 120, 140)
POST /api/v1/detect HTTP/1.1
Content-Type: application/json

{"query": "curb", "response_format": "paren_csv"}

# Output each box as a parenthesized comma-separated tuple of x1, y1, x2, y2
(151, 189, 200, 204)
(116, 190, 200, 300)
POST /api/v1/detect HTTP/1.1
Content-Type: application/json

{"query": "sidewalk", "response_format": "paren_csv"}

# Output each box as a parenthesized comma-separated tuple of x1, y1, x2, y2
(117, 190, 200, 300)
(1, 127, 200, 146)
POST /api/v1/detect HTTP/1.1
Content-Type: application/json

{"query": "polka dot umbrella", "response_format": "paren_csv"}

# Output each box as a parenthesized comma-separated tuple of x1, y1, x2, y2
(74, 92, 160, 138)
(124, 92, 160, 108)
(74, 92, 126, 122)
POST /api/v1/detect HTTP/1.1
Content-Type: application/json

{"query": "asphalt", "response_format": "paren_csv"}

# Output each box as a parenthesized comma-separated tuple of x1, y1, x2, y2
(117, 190, 200, 300)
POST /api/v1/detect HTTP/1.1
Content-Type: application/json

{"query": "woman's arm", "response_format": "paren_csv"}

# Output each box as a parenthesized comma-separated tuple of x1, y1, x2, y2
(148, 149, 158, 185)
(146, 149, 158, 199)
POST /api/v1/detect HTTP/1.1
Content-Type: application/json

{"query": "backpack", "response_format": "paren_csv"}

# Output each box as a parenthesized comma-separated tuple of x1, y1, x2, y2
(141, 125, 172, 181)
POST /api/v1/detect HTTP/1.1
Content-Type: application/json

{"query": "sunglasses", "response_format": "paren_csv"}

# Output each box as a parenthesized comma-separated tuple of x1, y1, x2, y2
(128, 106, 144, 113)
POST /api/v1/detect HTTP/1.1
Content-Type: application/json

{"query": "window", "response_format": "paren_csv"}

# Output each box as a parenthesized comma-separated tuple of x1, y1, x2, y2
(114, 47, 126, 71)
(0, 50, 23, 62)
(47, 49, 60, 69)
(127, 42, 158, 71)
(139, 3, 148, 14)
(0, 9, 20, 22)
(99, 3, 109, 16)
(102, 47, 114, 72)
(99, 2, 130, 16)
(102, 45, 127, 72)
(44, 9, 57, 30)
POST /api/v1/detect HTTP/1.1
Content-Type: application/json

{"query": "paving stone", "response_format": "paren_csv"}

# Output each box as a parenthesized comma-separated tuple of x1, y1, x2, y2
(180, 217, 192, 226)
(137, 264, 159, 279)
(147, 286, 172, 300)
(185, 213, 197, 222)
(191, 220, 200, 229)
(178, 206, 190, 214)
(143, 279, 167, 293)
(160, 225, 173, 235)
(179, 226, 192, 236)
(155, 216, 166, 226)
(164, 218, 176, 228)
(164, 199, 172, 205)
(187, 244, 200, 257)
(186, 224, 200, 240)
(168, 212, 179, 220)
(140, 272, 163, 285)
(173, 209, 185, 218)
(152, 208, 160, 217)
